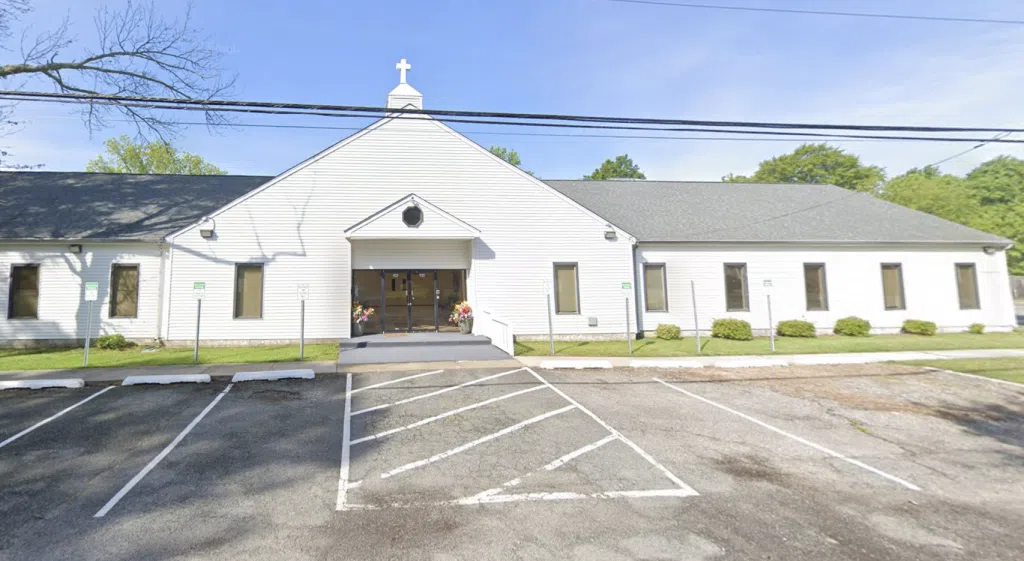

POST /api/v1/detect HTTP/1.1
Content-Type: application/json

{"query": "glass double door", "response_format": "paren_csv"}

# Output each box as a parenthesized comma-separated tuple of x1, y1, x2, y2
(352, 269, 466, 334)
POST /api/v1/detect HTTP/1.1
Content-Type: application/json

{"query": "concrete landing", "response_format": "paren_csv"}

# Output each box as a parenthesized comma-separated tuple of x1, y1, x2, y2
(338, 332, 510, 366)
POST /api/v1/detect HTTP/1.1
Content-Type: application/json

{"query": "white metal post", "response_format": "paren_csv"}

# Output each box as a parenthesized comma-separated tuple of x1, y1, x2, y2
(300, 300, 306, 361)
(83, 301, 94, 366)
(625, 296, 632, 355)
(546, 293, 555, 356)
(194, 299, 202, 363)
(691, 280, 701, 354)
(767, 293, 775, 353)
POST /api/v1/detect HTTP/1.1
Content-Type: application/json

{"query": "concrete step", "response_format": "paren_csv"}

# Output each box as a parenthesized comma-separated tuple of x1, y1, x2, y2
(339, 333, 492, 350)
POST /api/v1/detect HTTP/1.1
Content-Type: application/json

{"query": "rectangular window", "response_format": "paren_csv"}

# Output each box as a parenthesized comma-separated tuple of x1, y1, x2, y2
(881, 263, 905, 310)
(8, 264, 39, 319)
(109, 264, 139, 318)
(724, 263, 749, 311)
(955, 263, 980, 309)
(644, 263, 667, 312)
(553, 263, 579, 314)
(234, 264, 264, 319)
(803, 263, 829, 311)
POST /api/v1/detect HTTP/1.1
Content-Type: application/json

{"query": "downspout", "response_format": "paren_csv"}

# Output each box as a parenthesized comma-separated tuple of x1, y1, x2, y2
(630, 237, 641, 338)
(161, 241, 176, 341)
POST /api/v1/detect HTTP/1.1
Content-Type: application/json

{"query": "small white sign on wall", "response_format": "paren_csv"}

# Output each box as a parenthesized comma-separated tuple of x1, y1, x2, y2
(763, 279, 773, 290)
(84, 281, 99, 302)
(193, 281, 206, 300)
(297, 283, 310, 301)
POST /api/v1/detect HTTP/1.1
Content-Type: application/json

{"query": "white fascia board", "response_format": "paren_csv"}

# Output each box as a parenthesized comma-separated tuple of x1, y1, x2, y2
(344, 193, 481, 237)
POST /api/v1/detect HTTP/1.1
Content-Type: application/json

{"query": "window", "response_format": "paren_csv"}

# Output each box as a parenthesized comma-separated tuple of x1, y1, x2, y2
(955, 263, 980, 309)
(8, 264, 39, 319)
(803, 263, 829, 311)
(234, 264, 264, 319)
(109, 264, 139, 318)
(402, 205, 423, 227)
(723, 263, 748, 311)
(644, 264, 667, 312)
(553, 263, 579, 314)
(881, 263, 905, 310)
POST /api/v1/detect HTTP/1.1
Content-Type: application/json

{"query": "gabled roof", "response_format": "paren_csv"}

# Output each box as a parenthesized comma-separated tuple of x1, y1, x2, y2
(0, 172, 271, 242)
(545, 180, 1011, 245)
(345, 193, 480, 239)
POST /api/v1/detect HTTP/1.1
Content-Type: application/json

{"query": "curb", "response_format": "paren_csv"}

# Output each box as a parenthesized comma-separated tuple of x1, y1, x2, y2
(122, 374, 211, 386)
(629, 359, 704, 369)
(231, 369, 315, 383)
(539, 360, 613, 370)
(0, 379, 85, 390)
(714, 358, 790, 369)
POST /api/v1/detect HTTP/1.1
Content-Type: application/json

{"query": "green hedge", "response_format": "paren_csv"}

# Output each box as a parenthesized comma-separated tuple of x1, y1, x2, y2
(968, 323, 985, 335)
(833, 316, 871, 337)
(902, 319, 937, 336)
(711, 318, 753, 341)
(95, 334, 137, 351)
(776, 320, 817, 338)
(655, 324, 681, 340)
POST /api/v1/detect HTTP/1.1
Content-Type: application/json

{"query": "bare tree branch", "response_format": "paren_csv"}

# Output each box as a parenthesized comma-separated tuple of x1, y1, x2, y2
(0, 0, 233, 140)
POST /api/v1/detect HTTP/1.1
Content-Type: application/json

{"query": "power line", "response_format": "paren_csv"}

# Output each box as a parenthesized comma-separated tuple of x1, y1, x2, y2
(2, 89, 1022, 134)
(606, 0, 1024, 25)
(6, 93, 1024, 144)
(927, 132, 1014, 168)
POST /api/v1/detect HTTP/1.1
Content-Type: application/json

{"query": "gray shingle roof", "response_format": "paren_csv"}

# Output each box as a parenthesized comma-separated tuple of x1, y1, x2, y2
(545, 180, 1010, 245)
(0, 172, 271, 242)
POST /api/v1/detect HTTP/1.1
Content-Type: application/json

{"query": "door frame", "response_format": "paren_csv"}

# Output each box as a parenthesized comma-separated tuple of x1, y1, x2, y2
(378, 270, 439, 333)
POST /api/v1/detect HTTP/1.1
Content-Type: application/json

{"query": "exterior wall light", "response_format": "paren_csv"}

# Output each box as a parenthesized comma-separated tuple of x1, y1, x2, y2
(199, 217, 216, 239)
(983, 246, 999, 255)
(604, 225, 617, 240)
(68, 244, 83, 254)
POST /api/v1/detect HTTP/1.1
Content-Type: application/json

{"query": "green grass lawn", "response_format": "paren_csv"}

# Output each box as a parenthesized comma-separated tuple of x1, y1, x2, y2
(514, 331, 1024, 357)
(0, 344, 340, 371)
(898, 357, 1024, 384)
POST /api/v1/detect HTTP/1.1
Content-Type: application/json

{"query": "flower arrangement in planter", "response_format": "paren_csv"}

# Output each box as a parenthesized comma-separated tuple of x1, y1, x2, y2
(351, 303, 375, 336)
(449, 301, 473, 334)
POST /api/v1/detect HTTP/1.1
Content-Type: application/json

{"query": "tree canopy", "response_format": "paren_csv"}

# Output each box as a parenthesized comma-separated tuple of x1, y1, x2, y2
(86, 136, 226, 175)
(725, 143, 885, 192)
(585, 154, 645, 180)
(488, 145, 533, 175)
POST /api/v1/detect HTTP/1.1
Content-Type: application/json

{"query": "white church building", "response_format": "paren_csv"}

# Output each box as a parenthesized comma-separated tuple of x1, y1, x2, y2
(0, 61, 1017, 353)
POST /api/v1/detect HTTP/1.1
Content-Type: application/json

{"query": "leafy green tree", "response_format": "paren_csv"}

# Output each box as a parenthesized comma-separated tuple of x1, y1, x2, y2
(880, 166, 980, 225)
(585, 154, 645, 180)
(86, 136, 226, 175)
(488, 145, 533, 175)
(963, 155, 1024, 206)
(725, 143, 885, 192)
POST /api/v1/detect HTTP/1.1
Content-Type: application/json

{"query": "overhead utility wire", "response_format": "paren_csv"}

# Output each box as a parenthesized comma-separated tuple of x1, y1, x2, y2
(605, 0, 1024, 25)
(2, 89, 1022, 134)
(4, 93, 1024, 145)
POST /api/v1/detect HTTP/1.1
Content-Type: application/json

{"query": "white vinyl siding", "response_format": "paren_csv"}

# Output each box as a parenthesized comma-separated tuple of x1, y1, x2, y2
(166, 115, 631, 342)
(0, 243, 163, 341)
(636, 243, 1016, 335)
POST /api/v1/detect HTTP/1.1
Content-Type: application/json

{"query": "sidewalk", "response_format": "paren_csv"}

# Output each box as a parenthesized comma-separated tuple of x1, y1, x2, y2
(517, 348, 1024, 369)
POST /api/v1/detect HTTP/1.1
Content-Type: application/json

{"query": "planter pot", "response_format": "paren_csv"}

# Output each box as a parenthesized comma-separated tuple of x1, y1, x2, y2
(352, 322, 364, 337)
(459, 319, 473, 334)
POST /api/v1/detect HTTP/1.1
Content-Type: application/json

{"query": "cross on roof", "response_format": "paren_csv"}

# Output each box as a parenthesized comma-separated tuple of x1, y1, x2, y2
(396, 58, 411, 84)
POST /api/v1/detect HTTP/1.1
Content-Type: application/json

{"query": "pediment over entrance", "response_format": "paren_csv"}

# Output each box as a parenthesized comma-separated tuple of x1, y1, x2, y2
(344, 194, 480, 239)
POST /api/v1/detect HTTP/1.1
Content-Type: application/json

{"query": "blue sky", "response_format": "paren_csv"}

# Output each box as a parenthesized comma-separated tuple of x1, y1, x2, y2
(5, 0, 1024, 179)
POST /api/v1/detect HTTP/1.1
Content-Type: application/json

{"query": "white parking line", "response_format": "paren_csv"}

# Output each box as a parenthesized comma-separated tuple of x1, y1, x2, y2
(526, 367, 698, 495)
(336, 373, 353, 511)
(923, 366, 1024, 389)
(351, 385, 545, 445)
(351, 367, 526, 416)
(0, 386, 116, 450)
(94, 384, 235, 518)
(379, 405, 577, 479)
(473, 434, 619, 498)
(349, 369, 444, 395)
(653, 378, 921, 491)
(455, 488, 696, 505)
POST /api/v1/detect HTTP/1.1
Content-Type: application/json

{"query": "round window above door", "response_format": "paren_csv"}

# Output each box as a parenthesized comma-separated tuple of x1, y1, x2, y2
(402, 205, 423, 227)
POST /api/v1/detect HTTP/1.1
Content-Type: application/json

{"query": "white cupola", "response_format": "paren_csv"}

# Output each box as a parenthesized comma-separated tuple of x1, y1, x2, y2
(387, 58, 423, 110)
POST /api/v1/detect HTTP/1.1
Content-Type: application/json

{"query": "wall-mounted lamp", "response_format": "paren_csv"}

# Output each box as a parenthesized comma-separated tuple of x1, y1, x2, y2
(199, 217, 216, 239)
(68, 244, 83, 254)
(983, 246, 999, 255)
(604, 225, 617, 240)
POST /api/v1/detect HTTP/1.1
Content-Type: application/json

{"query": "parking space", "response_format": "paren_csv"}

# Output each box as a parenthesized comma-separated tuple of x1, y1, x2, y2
(0, 363, 1021, 560)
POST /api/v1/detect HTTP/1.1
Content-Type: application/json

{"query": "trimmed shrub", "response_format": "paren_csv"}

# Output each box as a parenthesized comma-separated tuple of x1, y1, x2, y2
(655, 324, 681, 340)
(968, 323, 985, 335)
(833, 316, 871, 337)
(711, 318, 753, 341)
(95, 334, 136, 351)
(776, 320, 817, 338)
(902, 319, 937, 336)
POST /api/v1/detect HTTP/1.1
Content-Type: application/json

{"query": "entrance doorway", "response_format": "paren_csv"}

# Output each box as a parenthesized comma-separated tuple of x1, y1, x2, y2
(351, 269, 466, 334)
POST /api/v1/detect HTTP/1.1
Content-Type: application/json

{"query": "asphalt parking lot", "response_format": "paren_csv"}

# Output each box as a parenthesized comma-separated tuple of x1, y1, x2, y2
(0, 363, 1022, 560)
